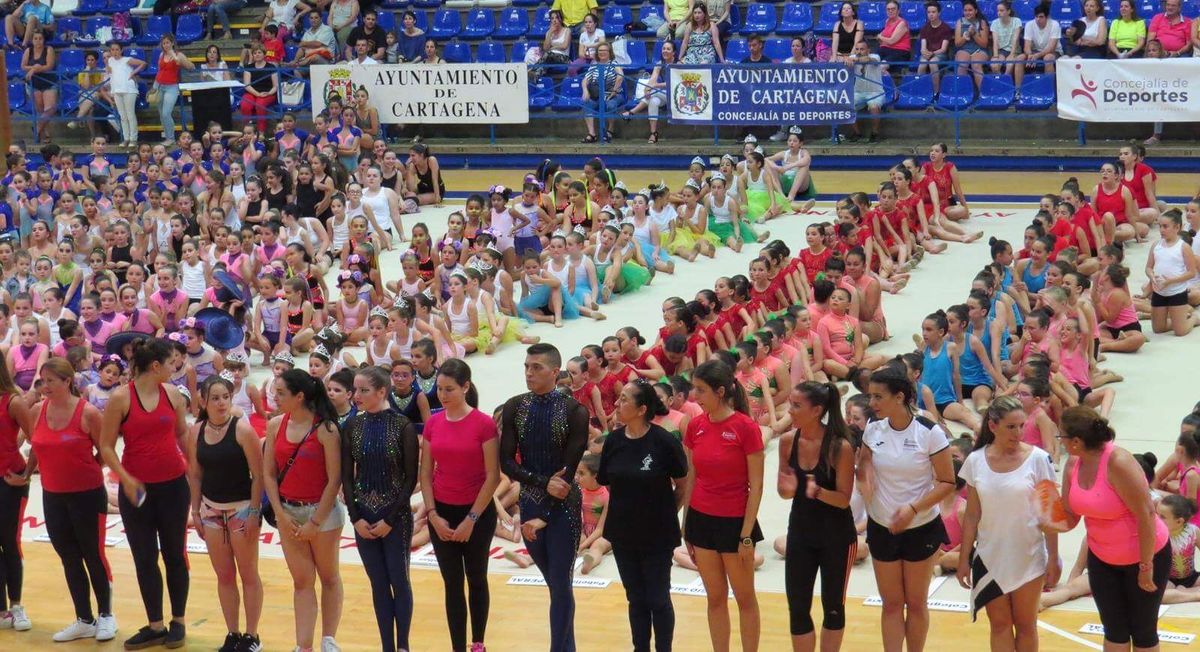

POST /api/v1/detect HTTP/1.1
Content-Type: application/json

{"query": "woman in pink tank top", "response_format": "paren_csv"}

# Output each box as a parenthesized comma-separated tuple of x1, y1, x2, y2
(1060, 406, 1170, 649)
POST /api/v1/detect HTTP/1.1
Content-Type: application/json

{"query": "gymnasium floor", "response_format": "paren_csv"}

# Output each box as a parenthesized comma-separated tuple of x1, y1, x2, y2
(4, 168, 1200, 650)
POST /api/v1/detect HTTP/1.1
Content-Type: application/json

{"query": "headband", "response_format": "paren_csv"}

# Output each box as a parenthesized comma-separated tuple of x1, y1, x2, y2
(99, 354, 126, 371)
(272, 351, 295, 366)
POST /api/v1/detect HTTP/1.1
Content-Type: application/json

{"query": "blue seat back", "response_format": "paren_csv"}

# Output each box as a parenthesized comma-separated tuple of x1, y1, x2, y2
(476, 41, 506, 62)
(764, 37, 789, 61)
(442, 41, 471, 62)
(724, 37, 748, 62)
(778, 3, 815, 34)
(603, 6, 631, 34)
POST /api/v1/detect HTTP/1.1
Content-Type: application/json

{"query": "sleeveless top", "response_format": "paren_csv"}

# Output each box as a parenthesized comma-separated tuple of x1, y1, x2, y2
(197, 416, 252, 503)
(0, 395, 24, 475)
(1151, 239, 1190, 296)
(1021, 406, 1049, 450)
(156, 51, 181, 85)
(446, 297, 471, 336)
(881, 16, 911, 51)
(121, 382, 186, 483)
(787, 433, 856, 545)
(1068, 443, 1169, 565)
(1021, 261, 1048, 294)
(11, 343, 46, 391)
(260, 298, 282, 333)
(189, 346, 218, 383)
(921, 342, 956, 406)
(952, 333, 990, 386)
(273, 414, 328, 503)
(32, 398, 101, 492)
(681, 27, 717, 64)
(1093, 183, 1127, 225)
(82, 319, 117, 356)
(921, 161, 956, 207)
(836, 20, 858, 54)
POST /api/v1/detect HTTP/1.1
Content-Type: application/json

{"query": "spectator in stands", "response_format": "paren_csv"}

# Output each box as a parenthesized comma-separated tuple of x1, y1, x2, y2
(621, 40, 675, 144)
(329, 0, 360, 53)
(917, 2, 954, 93)
(743, 33, 772, 64)
(704, 0, 733, 39)
(659, 0, 692, 39)
(240, 45, 279, 134)
(69, 51, 116, 141)
(1023, 3, 1061, 75)
(293, 10, 338, 67)
(679, 4, 724, 65)
(550, 0, 599, 32)
(580, 42, 624, 144)
(262, 0, 310, 41)
(21, 30, 56, 143)
(200, 44, 232, 81)
(785, 35, 811, 64)
(541, 10, 573, 65)
(395, 11, 425, 63)
(831, 2, 865, 63)
(104, 41, 145, 147)
(954, 0, 990, 89)
(877, 0, 913, 66)
(4, 0, 53, 50)
(350, 37, 381, 65)
(990, 1, 1024, 85)
(1108, 0, 1147, 57)
(567, 13, 606, 76)
(1147, 0, 1192, 56)
(260, 24, 286, 64)
(1064, 0, 1108, 58)
(207, 0, 246, 40)
(344, 10, 388, 62)
(848, 40, 885, 142)
(415, 39, 444, 64)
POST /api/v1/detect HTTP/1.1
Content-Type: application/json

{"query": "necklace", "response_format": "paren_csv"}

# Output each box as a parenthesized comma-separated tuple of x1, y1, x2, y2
(206, 417, 232, 429)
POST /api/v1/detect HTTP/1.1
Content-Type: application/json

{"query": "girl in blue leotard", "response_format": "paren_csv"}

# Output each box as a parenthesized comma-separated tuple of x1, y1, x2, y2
(919, 310, 981, 432)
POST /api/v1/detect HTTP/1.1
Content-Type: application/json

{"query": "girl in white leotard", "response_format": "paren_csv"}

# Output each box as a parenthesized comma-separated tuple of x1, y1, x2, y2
(442, 270, 479, 354)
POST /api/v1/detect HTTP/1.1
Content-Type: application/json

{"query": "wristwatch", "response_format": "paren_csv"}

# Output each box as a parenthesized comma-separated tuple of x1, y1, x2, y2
(467, 511, 479, 522)
(740, 536, 754, 548)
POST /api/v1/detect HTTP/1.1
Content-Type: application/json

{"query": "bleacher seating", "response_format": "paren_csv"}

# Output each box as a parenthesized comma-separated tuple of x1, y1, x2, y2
(79, 16, 111, 45)
(724, 37, 749, 62)
(975, 74, 1016, 109)
(894, 74, 935, 109)
(764, 37, 789, 61)
(861, 2, 887, 32)
(477, 40, 506, 63)
(50, 17, 81, 47)
(431, 9, 463, 40)
(58, 48, 87, 75)
(940, 1, 963, 23)
(1016, 73, 1055, 110)
(551, 77, 583, 112)
(377, 11, 397, 32)
(5, 50, 23, 79)
(740, 3, 778, 34)
(901, 1, 928, 28)
(136, 15, 171, 46)
(529, 77, 554, 110)
(633, 6, 664, 37)
(442, 41, 471, 63)
(625, 38, 648, 71)
(462, 8, 496, 39)
(73, 0, 106, 15)
(529, 7, 550, 37)
(8, 82, 29, 115)
(935, 75, 975, 110)
(816, 3, 841, 32)
(176, 13, 205, 45)
(495, 7, 530, 39)
(777, 4, 815, 35)
(602, 6, 632, 35)
(1013, 0, 1039, 20)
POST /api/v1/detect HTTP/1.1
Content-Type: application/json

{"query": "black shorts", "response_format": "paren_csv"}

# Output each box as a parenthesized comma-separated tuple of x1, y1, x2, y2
(684, 507, 764, 554)
(1173, 570, 1200, 589)
(866, 516, 949, 563)
(1151, 291, 1188, 308)
(1104, 321, 1142, 339)
(1073, 384, 1092, 403)
(960, 383, 990, 398)
(934, 401, 955, 415)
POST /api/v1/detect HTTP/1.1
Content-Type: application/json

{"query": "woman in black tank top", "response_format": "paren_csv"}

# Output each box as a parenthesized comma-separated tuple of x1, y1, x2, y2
(779, 382, 857, 643)
(262, 166, 290, 212)
(186, 376, 265, 651)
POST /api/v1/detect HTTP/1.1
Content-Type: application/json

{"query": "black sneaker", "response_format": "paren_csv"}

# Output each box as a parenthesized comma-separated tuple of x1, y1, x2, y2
(237, 633, 263, 652)
(164, 621, 185, 649)
(123, 625, 167, 650)
(219, 632, 242, 652)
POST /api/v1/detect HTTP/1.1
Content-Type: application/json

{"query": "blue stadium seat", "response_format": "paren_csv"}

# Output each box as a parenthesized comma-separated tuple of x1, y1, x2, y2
(901, 1, 928, 28)
(1136, 0, 1155, 18)
(107, 0, 137, 12)
(940, 1, 964, 23)
(73, 0, 107, 15)
(1103, 1, 1119, 18)
(494, 7, 529, 39)
(430, 9, 462, 40)
(861, 2, 887, 32)
(476, 40, 506, 62)
(5, 49, 22, 78)
(137, 15, 172, 46)
(764, 37, 789, 61)
(529, 77, 554, 110)
(816, 3, 841, 32)
(529, 7, 551, 37)
(1184, 0, 1200, 17)
(894, 74, 935, 109)
(8, 82, 29, 115)
(1013, 0, 1039, 19)
(881, 74, 897, 106)
(176, 14, 204, 44)
(624, 38, 648, 71)
(442, 41, 471, 62)
(412, 0, 440, 8)
(603, 6, 631, 34)
(739, 3, 777, 34)
(634, 6, 664, 37)
(58, 48, 87, 75)
(1050, 0, 1081, 27)
(613, 0, 642, 6)
(777, 3, 814, 34)
(461, 8, 495, 39)
(284, 44, 299, 61)
(412, 11, 430, 32)
(724, 37, 748, 62)
(50, 18, 82, 47)
(1016, 73, 1055, 110)
(58, 82, 82, 115)
(936, 74, 975, 110)
(975, 73, 1015, 109)
(511, 40, 532, 63)
(552, 77, 583, 112)
(379, 0, 407, 8)
(512, 0, 540, 6)
(978, 0, 999, 20)
(376, 11, 396, 32)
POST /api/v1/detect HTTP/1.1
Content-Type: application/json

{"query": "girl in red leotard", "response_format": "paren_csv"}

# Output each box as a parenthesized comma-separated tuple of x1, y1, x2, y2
(921, 143, 971, 221)
(1093, 162, 1145, 244)
(1119, 144, 1161, 225)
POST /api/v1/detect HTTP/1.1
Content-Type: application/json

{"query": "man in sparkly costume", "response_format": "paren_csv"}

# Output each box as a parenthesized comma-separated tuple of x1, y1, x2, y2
(500, 344, 590, 652)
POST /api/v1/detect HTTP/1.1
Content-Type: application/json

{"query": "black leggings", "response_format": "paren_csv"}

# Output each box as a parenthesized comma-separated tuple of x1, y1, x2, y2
(44, 487, 112, 621)
(1087, 543, 1171, 648)
(0, 483, 26, 611)
(117, 474, 190, 624)
(430, 501, 497, 652)
(611, 544, 674, 652)
(785, 536, 857, 635)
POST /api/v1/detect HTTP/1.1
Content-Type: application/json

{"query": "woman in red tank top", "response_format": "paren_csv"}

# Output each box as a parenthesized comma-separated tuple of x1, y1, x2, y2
(27, 358, 113, 641)
(1093, 162, 1144, 245)
(154, 34, 195, 146)
(922, 143, 971, 221)
(261, 369, 345, 652)
(99, 338, 191, 649)
(0, 357, 32, 630)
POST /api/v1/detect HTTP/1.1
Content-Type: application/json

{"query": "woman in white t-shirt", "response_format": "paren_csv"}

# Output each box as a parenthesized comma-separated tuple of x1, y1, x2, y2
(104, 41, 146, 148)
(857, 366, 956, 652)
(955, 396, 1060, 648)
(568, 13, 606, 76)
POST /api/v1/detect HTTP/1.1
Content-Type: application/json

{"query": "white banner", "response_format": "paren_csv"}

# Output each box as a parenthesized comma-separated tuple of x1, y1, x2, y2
(1056, 59, 1200, 122)
(310, 63, 529, 124)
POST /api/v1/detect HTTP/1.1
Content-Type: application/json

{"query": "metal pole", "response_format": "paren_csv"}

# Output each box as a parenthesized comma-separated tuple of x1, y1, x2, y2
(1077, 122, 1086, 146)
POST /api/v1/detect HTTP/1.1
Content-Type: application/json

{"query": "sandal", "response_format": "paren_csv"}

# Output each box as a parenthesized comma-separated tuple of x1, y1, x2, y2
(581, 134, 598, 143)
(620, 111, 632, 122)
(603, 130, 613, 142)
(647, 131, 659, 144)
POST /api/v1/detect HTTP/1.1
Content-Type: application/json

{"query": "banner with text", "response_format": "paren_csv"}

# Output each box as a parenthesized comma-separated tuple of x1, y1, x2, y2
(311, 63, 529, 124)
(1056, 59, 1200, 122)
(667, 64, 855, 126)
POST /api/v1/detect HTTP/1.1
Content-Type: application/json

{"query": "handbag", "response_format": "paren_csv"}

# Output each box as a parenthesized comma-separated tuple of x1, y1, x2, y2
(262, 425, 316, 528)
(281, 80, 306, 107)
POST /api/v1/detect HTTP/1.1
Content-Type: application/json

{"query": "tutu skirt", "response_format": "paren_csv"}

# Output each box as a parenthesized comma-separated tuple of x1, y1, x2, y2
(708, 216, 758, 245)
(780, 172, 817, 199)
(474, 316, 526, 351)
(517, 284, 580, 322)
(596, 262, 651, 297)
(637, 236, 671, 266)
(745, 188, 791, 222)
(664, 227, 697, 253)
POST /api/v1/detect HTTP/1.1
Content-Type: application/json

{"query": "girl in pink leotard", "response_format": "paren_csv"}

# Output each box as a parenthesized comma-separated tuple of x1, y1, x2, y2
(331, 270, 369, 345)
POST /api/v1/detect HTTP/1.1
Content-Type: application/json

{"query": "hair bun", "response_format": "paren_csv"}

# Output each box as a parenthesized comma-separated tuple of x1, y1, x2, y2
(1143, 451, 1158, 467)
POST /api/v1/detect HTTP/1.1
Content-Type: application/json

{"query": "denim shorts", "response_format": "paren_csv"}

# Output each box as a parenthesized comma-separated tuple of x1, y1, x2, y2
(281, 499, 346, 532)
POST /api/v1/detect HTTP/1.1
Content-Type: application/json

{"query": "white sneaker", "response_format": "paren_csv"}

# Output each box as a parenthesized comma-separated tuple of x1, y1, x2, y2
(66, 121, 79, 130)
(9, 605, 29, 631)
(53, 619, 97, 642)
(769, 129, 787, 141)
(321, 636, 341, 652)
(95, 614, 117, 641)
